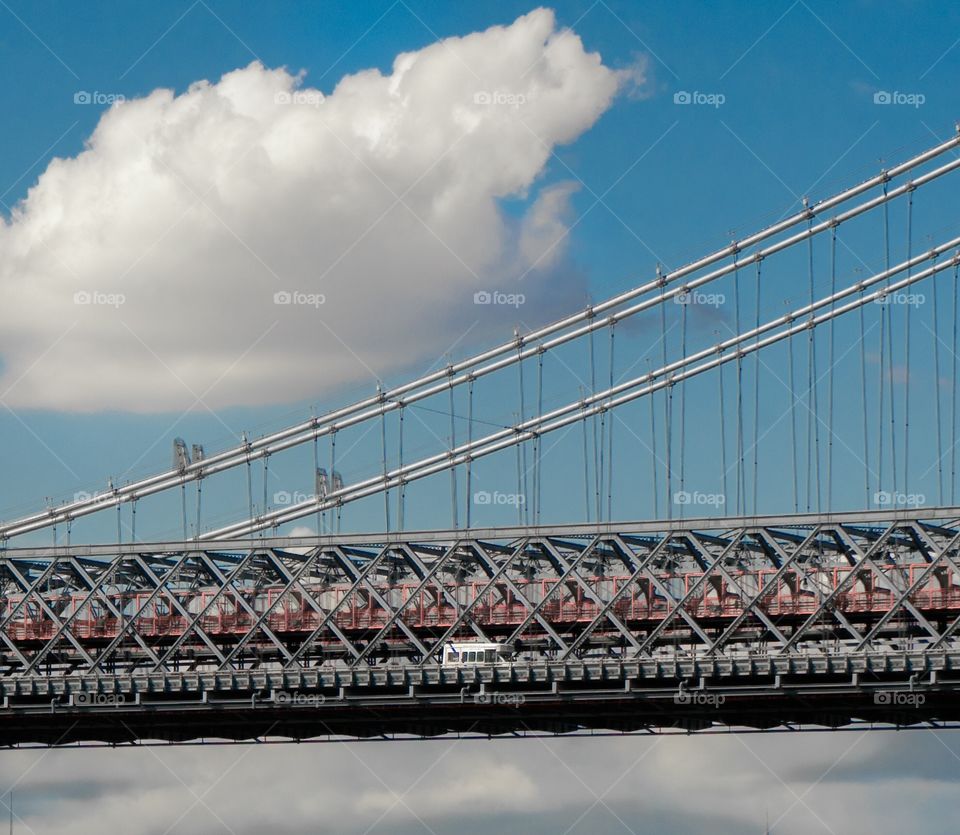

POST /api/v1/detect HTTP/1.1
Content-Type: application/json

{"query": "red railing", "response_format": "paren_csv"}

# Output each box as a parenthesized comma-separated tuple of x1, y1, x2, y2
(3, 564, 958, 643)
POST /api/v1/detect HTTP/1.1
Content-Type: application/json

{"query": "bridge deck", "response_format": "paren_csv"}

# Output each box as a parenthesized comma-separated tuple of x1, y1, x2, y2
(0, 651, 956, 745)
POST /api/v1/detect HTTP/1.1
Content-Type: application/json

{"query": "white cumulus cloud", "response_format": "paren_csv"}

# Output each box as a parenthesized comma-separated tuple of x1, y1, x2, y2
(0, 7, 631, 412)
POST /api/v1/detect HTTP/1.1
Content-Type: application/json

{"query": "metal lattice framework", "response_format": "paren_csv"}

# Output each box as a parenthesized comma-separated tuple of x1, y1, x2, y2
(3, 510, 960, 742)
(3, 508, 960, 676)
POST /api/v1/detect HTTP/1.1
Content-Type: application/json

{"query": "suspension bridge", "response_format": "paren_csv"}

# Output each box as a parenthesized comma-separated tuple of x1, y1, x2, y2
(5, 129, 960, 745)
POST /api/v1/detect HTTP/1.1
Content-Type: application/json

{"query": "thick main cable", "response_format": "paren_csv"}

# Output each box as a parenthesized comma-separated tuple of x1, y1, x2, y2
(6, 136, 960, 541)
(204, 241, 960, 538)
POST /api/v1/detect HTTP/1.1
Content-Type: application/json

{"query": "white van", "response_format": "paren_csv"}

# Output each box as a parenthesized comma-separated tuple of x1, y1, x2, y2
(441, 641, 513, 666)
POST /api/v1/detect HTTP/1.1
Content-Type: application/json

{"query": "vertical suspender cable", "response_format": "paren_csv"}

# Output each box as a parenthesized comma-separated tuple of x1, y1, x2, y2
(262, 456, 269, 534)
(753, 258, 762, 514)
(244, 433, 254, 530)
(380, 396, 390, 533)
(886, 197, 898, 497)
(788, 321, 799, 514)
(449, 379, 458, 529)
(878, 290, 886, 499)
(827, 225, 837, 510)
(807, 214, 821, 513)
(181, 483, 188, 541)
(517, 345, 527, 525)
(953, 262, 959, 505)
(588, 324, 603, 522)
(597, 324, 607, 522)
(679, 304, 687, 519)
(195, 479, 202, 539)
(515, 412, 523, 526)
(313, 429, 321, 535)
(888, 308, 898, 496)
(805, 220, 813, 513)
(804, 214, 813, 512)
(718, 345, 728, 513)
(649, 362, 659, 518)
(598, 406, 606, 521)
(589, 318, 599, 519)
(582, 386, 592, 522)
(932, 251, 944, 504)
(607, 324, 616, 522)
(666, 377, 673, 519)
(330, 432, 339, 534)
(536, 349, 544, 525)
(903, 191, 914, 494)
(465, 380, 473, 528)
(878, 187, 889, 498)
(735, 264, 745, 516)
(398, 405, 406, 531)
(660, 268, 669, 516)
(859, 266, 870, 507)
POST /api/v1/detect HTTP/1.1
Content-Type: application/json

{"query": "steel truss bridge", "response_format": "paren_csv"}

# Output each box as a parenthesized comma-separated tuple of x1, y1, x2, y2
(6, 130, 960, 744)
(5, 510, 960, 744)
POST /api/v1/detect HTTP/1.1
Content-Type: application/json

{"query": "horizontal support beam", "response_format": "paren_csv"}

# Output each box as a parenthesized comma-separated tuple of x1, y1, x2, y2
(4, 507, 960, 558)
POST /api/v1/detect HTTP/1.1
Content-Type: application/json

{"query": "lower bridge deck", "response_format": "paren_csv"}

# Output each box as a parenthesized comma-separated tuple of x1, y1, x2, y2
(0, 650, 958, 745)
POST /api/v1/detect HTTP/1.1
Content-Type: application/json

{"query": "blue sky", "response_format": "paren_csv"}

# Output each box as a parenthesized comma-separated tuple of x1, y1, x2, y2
(2, 0, 960, 541)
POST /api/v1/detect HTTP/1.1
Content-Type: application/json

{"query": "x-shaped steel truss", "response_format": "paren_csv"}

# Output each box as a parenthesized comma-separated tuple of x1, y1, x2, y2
(2, 517, 960, 677)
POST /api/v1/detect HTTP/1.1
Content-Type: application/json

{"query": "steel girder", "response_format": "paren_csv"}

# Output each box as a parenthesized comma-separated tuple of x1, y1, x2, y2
(2, 514, 960, 680)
